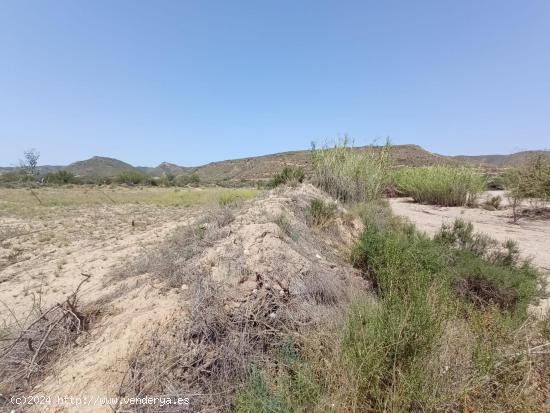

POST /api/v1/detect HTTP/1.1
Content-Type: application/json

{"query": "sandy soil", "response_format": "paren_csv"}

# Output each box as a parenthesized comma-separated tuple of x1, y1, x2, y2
(390, 191, 550, 314)
(0, 199, 206, 412)
(0, 203, 202, 319)
(0, 185, 368, 412)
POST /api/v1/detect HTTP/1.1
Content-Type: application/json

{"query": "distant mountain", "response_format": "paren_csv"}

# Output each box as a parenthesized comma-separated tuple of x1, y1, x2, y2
(65, 156, 138, 177)
(148, 162, 198, 177)
(452, 150, 550, 168)
(1, 146, 549, 181)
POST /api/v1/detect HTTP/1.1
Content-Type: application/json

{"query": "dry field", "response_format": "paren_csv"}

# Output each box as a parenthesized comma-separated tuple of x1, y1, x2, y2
(0, 184, 367, 412)
(0, 186, 258, 317)
(0, 186, 261, 411)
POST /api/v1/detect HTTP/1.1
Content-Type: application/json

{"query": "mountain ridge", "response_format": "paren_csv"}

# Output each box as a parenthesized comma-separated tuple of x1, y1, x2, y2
(1, 146, 549, 181)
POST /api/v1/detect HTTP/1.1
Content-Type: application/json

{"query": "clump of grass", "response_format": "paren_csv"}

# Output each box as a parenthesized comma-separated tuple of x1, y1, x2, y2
(268, 166, 305, 188)
(307, 198, 337, 227)
(394, 166, 485, 206)
(311, 138, 391, 203)
(217, 192, 248, 206)
(275, 214, 298, 241)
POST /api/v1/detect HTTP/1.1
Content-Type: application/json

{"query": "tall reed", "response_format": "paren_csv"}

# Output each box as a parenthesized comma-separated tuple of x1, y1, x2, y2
(393, 166, 485, 206)
(311, 138, 391, 203)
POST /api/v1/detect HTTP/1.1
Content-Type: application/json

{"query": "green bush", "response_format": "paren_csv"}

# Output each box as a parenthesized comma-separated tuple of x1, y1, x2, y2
(0, 169, 33, 184)
(393, 166, 485, 206)
(235, 340, 321, 413)
(307, 198, 337, 227)
(175, 173, 200, 187)
(116, 170, 147, 185)
(45, 170, 79, 185)
(344, 213, 542, 410)
(505, 155, 550, 200)
(268, 166, 305, 188)
(486, 174, 506, 190)
(311, 138, 391, 202)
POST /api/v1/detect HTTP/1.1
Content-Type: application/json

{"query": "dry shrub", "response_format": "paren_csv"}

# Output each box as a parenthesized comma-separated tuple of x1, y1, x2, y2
(300, 270, 343, 306)
(454, 276, 518, 310)
(116, 278, 303, 412)
(0, 275, 93, 398)
(115, 208, 234, 287)
(482, 195, 502, 211)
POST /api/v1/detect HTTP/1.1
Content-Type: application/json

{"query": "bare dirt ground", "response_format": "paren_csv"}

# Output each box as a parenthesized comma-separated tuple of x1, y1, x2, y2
(390, 190, 550, 314)
(0, 185, 367, 412)
(0, 187, 257, 412)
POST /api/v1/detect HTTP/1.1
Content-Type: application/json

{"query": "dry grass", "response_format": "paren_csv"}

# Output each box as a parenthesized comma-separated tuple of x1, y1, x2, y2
(0, 186, 259, 217)
(114, 206, 236, 287)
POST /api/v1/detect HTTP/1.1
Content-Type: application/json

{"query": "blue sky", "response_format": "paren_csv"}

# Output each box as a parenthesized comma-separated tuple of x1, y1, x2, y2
(1, 0, 549, 167)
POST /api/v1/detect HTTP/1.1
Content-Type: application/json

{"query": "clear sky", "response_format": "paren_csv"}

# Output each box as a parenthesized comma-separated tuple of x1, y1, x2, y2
(1, 1, 549, 167)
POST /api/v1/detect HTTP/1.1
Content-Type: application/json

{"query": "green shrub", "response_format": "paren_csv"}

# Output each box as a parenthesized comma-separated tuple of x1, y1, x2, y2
(505, 155, 550, 201)
(175, 173, 200, 187)
(311, 138, 391, 202)
(486, 174, 506, 190)
(394, 166, 485, 206)
(235, 340, 321, 413)
(307, 198, 337, 227)
(344, 213, 542, 410)
(116, 170, 147, 185)
(45, 170, 79, 185)
(268, 166, 305, 188)
(0, 169, 33, 184)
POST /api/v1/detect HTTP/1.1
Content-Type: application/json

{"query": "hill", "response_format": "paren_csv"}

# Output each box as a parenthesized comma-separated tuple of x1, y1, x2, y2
(65, 156, 139, 177)
(150, 144, 464, 182)
(2, 146, 549, 181)
(452, 150, 550, 168)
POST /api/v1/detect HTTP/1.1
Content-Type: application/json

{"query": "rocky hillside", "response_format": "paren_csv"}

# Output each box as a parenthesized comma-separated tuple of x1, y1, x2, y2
(453, 150, 550, 168)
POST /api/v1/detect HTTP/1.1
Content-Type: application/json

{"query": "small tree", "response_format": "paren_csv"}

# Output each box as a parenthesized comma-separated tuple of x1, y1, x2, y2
(20, 149, 40, 178)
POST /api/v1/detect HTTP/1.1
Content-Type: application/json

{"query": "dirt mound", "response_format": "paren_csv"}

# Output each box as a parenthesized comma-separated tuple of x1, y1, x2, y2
(26, 184, 368, 412)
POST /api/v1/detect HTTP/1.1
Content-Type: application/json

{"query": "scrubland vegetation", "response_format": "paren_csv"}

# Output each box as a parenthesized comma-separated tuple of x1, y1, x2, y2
(232, 146, 549, 412)
(267, 166, 305, 188)
(1, 146, 549, 412)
